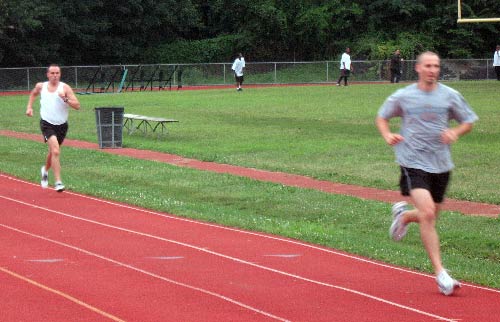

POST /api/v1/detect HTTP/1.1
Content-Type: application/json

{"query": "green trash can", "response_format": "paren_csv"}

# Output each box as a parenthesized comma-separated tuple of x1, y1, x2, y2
(95, 107, 124, 148)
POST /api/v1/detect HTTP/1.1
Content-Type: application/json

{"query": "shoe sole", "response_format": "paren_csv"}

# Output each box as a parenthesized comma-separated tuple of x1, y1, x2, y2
(390, 201, 408, 241)
(391, 201, 408, 219)
(389, 220, 407, 241)
(440, 282, 461, 296)
(41, 167, 48, 188)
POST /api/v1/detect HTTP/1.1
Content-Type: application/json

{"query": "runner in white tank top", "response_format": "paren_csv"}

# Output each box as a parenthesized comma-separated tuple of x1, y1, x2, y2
(40, 81, 70, 125)
(26, 64, 80, 192)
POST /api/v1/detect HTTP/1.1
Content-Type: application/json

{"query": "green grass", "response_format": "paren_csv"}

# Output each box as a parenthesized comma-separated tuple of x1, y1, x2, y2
(0, 81, 499, 289)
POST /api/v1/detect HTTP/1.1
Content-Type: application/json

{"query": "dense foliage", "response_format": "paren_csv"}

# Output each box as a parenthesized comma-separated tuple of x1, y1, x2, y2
(1, 0, 499, 66)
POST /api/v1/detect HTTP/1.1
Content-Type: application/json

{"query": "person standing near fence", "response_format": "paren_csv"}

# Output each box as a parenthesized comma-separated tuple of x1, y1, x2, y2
(376, 51, 478, 296)
(232, 53, 245, 91)
(494, 45, 500, 81)
(389, 49, 403, 83)
(336, 47, 353, 86)
(25, 64, 81, 192)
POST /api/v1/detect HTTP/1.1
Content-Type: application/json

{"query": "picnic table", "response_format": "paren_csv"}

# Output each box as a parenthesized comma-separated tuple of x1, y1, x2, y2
(123, 113, 178, 137)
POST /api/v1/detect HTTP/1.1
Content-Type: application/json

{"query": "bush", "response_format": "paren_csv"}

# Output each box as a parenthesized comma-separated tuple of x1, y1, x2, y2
(145, 35, 246, 64)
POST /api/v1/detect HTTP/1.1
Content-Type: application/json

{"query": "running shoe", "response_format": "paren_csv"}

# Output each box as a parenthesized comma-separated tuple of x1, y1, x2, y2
(41, 166, 48, 188)
(54, 181, 65, 192)
(436, 270, 461, 296)
(389, 201, 408, 241)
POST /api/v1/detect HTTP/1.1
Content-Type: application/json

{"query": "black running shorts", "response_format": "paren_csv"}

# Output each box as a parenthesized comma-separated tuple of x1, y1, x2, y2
(235, 75, 244, 83)
(40, 119, 68, 145)
(399, 166, 450, 203)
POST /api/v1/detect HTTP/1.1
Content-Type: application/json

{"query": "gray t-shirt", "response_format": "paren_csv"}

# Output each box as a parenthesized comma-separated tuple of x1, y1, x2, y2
(378, 83, 478, 173)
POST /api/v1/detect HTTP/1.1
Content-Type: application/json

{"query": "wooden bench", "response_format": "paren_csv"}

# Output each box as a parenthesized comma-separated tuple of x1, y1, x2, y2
(123, 113, 178, 137)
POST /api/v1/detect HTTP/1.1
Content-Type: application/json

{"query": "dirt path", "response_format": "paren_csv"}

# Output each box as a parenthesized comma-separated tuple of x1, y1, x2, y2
(1, 129, 498, 217)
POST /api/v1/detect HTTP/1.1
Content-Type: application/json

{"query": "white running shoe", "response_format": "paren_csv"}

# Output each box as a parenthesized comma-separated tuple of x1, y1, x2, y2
(54, 181, 65, 192)
(41, 166, 48, 188)
(390, 201, 408, 241)
(436, 270, 461, 296)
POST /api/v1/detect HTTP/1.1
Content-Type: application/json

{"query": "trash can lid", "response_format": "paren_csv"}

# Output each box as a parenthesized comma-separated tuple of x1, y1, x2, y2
(95, 106, 124, 111)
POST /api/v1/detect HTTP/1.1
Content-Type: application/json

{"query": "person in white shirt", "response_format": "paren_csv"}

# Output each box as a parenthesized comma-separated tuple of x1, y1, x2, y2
(231, 53, 245, 91)
(26, 64, 81, 192)
(493, 45, 500, 81)
(336, 47, 354, 86)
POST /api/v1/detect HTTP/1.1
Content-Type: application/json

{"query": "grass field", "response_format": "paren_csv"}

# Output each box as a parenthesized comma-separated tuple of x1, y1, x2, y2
(0, 81, 499, 288)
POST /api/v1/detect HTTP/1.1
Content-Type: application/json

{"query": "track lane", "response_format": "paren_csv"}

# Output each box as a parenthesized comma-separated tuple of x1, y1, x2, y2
(0, 265, 123, 322)
(0, 223, 287, 322)
(1, 174, 499, 321)
(1, 198, 429, 322)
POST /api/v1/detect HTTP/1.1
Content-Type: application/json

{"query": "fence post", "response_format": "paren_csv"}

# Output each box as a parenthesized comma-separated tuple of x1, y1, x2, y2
(379, 61, 382, 81)
(326, 61, 329, 82)
(173, 65, 177, 87)
(274, 63, 277, 83)
(486, 59, 489, 80)
(75, 67, 78, 89)
(27, 68, 30, 91)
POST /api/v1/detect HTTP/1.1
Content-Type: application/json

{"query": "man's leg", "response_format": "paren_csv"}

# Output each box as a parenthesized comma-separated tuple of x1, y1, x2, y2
(402, 188, 443, 274)
(46, 135, 62, 183)
(406, 191, 461, 295)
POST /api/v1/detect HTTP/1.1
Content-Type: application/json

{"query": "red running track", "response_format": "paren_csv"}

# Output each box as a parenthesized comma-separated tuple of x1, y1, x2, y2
(1, 173, 499, 322)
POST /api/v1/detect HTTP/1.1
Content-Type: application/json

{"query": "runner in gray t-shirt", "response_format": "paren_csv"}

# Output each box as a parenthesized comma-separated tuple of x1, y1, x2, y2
(378, 83, 478, 173)
(375, 51, 478, 296)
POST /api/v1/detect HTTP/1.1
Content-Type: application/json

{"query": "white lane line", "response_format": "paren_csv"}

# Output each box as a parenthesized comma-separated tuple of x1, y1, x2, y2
(0, 266, 126, 322)
(2, 173, 497, 295)
(0, 194, 457, 321)
(26, 259, 65, 263)
(147, 256, 184, 260)
(0, 223, 289, 322)
(263, 254, 301, 258)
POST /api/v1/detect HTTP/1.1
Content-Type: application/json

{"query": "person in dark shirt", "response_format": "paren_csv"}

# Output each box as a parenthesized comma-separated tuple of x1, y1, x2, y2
(389, 49, 403, 83)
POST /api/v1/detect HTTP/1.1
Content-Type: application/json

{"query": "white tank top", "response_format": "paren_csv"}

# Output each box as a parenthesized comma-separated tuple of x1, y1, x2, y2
(40, 81, 69, 125)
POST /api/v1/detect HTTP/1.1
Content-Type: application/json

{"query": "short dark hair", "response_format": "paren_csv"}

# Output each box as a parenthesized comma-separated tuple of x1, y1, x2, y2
(416, 51, 439, 64)
(47, 64, 60, 72)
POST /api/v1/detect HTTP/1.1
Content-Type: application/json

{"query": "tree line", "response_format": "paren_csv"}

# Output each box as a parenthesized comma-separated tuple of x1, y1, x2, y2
(1, 0, 499, 67)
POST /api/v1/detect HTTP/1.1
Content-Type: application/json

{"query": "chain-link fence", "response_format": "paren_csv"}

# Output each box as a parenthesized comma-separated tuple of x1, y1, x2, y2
(0, 59, 496, 93)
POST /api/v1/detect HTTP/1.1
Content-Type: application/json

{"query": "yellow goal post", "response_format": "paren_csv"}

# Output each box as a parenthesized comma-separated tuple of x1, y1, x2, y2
(457, 0, 500, 23)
